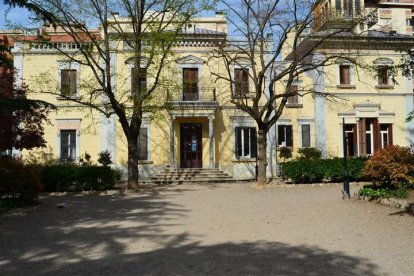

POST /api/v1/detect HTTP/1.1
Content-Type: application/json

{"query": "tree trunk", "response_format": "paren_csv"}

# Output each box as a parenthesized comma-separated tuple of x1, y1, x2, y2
(257, 129, 268, 186)
(127, 137, 139, 190)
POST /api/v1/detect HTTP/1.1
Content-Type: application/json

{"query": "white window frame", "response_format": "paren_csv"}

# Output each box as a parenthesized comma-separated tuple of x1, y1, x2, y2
(56, 119, 81, 161)
(299, 122, 312, 148)
(57, 61, 80, 98)
(276, 120, 293, 148)
(232, 117, 256, 160)
(231, 58, 253, 99)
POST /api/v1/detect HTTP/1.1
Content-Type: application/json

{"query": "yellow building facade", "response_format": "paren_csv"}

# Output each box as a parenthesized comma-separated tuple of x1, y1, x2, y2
(9, 1, 414, 180)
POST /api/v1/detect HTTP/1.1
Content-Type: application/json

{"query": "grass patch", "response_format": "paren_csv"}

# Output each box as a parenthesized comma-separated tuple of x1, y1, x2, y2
(358, 185, 408, 199)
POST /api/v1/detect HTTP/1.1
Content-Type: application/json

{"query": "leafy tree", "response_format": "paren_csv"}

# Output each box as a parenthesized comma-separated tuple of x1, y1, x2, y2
(4, 0, 216, 189)
(0, 67, 54, 154)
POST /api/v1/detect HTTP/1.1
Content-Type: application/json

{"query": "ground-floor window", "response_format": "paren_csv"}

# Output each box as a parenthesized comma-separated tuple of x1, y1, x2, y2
(60, 130, 77, 161)
(235, 127, 257, 158)
(138, 127, 148, 160)
(278, 125, 293, 147)
(345, 119, 393, 156)
(301, 124, 311, 148)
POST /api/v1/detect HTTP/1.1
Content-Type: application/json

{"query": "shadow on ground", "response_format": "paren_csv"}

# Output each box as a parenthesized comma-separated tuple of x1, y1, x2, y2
(0, 187, 380, 275)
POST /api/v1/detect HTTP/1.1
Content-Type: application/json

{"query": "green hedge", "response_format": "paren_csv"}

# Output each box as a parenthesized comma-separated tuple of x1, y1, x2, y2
(0, 158, 42, 200)
(41, 164, 117, 192)
(281, 157, 366, 184)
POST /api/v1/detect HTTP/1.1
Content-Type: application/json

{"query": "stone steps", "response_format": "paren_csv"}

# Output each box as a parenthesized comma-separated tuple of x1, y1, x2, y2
(149, 168, 246, 185)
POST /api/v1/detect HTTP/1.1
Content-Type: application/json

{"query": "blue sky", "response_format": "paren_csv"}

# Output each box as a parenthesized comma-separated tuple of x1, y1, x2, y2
(0, 1, 228, 29)
(0, 2, 32, 29)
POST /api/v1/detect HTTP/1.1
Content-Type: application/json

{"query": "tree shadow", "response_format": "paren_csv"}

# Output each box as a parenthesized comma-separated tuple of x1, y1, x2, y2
(0, 188, 380, 275)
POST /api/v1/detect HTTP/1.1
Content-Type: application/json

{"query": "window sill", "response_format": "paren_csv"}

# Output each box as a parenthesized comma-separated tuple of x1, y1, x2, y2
(232, 158, 256, 163)
(337, 85, 356, 89)
(138, 160, 153, 164)
(375, 85, 394, 90)
(57, 96, 80, 100)
(286, 103, 303, 108)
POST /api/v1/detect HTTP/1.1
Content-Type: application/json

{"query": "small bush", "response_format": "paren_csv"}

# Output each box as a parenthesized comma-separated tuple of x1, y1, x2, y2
(297, 147, 322, 160)
(98, 150, 112, 167)
(363, 146, 414, 188)
(75, 166, 116, 191)
(279, 147, 292, 161)
(282, 157, 366, 183)
(358, 185, 408, 199)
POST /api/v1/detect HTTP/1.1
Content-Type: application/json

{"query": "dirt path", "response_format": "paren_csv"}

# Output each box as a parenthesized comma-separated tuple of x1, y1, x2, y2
(0, 184, 413, 275)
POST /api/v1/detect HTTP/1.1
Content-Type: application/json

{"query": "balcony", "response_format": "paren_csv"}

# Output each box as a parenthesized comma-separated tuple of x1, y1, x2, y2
(166, 87, 218, 111)
(314, 8, 378, 31)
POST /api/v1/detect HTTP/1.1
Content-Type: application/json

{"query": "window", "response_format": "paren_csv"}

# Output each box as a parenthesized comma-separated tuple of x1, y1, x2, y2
(301, 124, 311, 148)
(377, 66, 390, 86)
(235, 127, 257, 158)
(339, 65, 351, 85)
(138, 127, 148, 160)
(183, 68, 199, 101)
(131, 67, 147, 95)
(61, 69, 77, 97)
(278, 125, 293, 147)
(344, 124, 357, 156)
(60, 130, 77, 161)
(234, 68, 249, 97)
(357, 119, 393, 156)
(287, 85, 299, 105)
(380, 124, 393, 149)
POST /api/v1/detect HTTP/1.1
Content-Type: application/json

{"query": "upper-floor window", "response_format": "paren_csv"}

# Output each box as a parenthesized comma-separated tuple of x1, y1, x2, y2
(183, 68, 199, 101)
(377, 66, 390, 86)
(339, 65, 351, 85)
(131, 67, 147, 96)
(234, 68, 249, 97)
(374, 58, 394, 88)
(61, 69, 77, 97)
(287, 84, 299, 105)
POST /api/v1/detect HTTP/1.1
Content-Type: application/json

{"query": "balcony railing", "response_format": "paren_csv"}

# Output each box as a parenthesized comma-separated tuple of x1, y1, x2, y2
(167, 87, 217, 102)
(314, 8, 378, 31)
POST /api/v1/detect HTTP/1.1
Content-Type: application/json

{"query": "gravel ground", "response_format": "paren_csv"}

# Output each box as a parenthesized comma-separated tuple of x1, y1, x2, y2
(0, 183, 413, 276)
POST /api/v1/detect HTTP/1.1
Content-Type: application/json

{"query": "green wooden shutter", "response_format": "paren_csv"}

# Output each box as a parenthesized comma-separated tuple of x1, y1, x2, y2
(235, 127, 241, 158)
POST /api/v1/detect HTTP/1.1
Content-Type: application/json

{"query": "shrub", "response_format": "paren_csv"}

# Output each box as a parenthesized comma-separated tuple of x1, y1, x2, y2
(279, 147, 292, 161)
(297, 147, 322, 160)
(358, 185, 408, 199)
(79, 151, 92, 166)
(98, 150, 112, 167)
(0, 158, 41, 200)
(41, 162, 78, 192)
(41, 163, 116, 192)
(363, 146, 414, 188)
(75, 166, 116, 191)
(282, 157, 366, 184)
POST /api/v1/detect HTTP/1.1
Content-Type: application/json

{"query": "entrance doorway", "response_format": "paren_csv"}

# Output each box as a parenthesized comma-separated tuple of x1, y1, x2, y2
(180, 123, 202, 168)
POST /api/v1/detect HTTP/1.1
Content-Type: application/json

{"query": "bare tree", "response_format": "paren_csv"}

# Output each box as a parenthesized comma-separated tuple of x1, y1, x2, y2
(10, 0, 215, 189)
(210, 0, 385, 185)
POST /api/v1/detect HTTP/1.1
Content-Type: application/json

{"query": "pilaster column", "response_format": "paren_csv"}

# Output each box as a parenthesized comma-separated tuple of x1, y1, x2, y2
(208, 115, 215, 168)
(170, 115, 175, 167)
